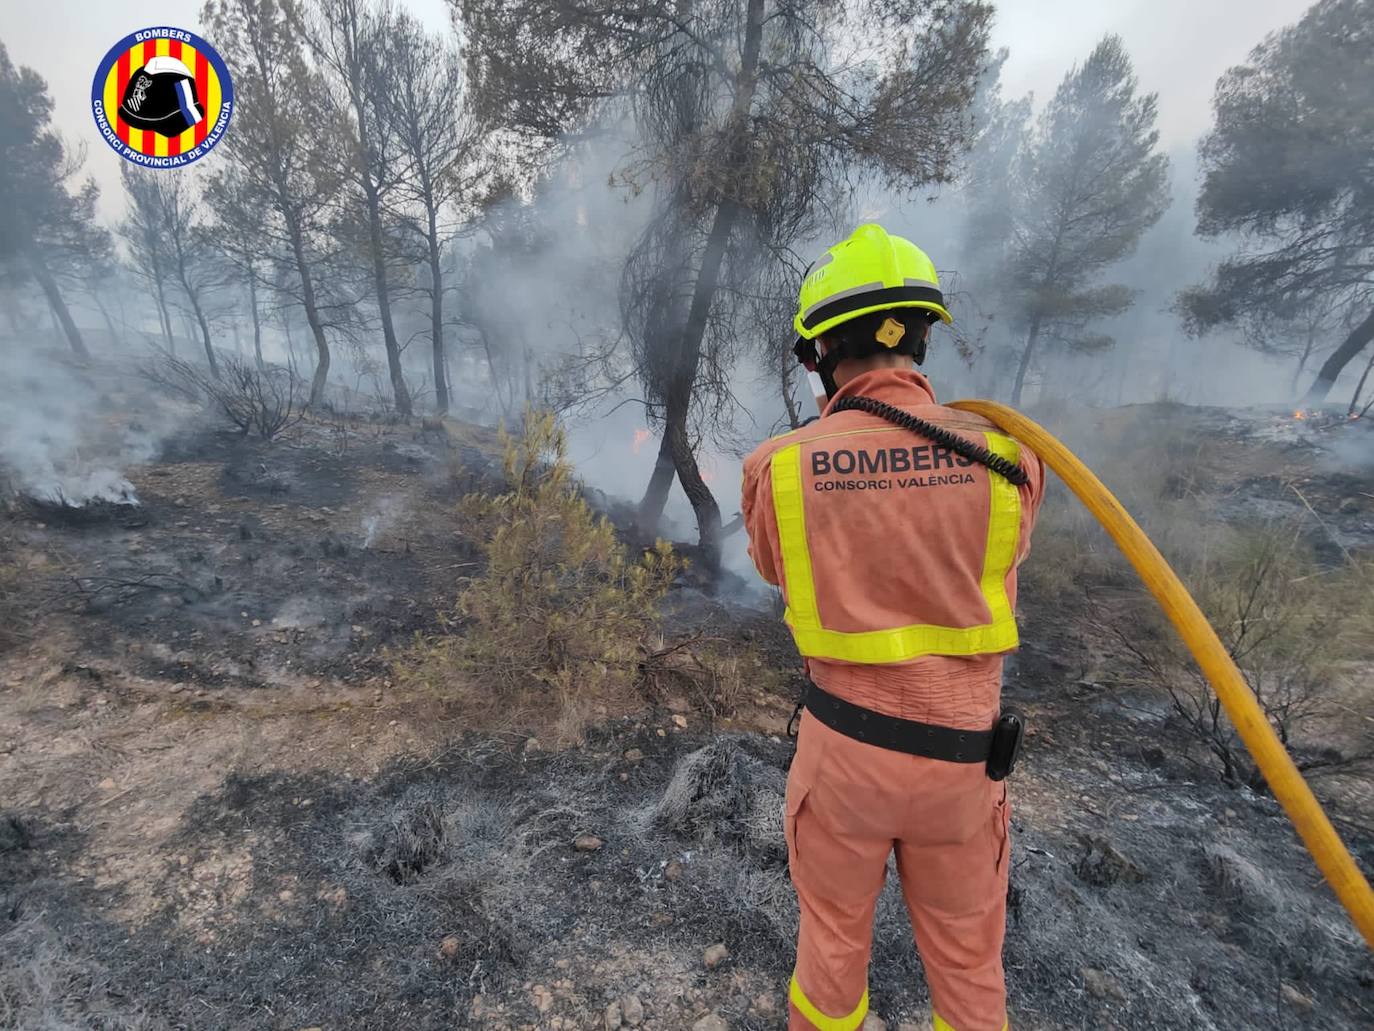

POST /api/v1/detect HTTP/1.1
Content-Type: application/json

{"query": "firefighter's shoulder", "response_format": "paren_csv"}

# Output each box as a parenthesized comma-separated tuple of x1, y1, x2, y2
(746, 422, 809, 466)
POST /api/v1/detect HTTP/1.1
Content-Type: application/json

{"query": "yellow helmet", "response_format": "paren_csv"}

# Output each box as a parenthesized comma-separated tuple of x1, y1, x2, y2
(794, 223, 952, 344)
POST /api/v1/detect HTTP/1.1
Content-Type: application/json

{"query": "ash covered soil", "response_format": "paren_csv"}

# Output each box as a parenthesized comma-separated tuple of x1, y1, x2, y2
(1, 403, 1372, 1030)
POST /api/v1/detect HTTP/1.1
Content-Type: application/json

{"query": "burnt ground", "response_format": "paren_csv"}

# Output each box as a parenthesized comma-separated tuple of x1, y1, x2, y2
(1, 402, 1373, 1030)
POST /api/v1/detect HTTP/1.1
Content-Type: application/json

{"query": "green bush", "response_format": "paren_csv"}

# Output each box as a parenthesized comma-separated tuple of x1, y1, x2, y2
(399, 410, 679, 739)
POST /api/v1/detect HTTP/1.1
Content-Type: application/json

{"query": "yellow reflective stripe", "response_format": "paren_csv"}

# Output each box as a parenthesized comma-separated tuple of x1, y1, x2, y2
(979, 432, 1022, 634)
(933, 1015, 1008, 1031)
(770, 432, 1024, 664)
(772, 444, 821, 630)
(789, 975, 868, 1031)
(788, 616, 1019, 663)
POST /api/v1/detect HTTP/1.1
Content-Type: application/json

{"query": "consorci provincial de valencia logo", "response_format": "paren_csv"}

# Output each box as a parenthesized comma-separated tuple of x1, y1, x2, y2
(91, 27, 233, 168)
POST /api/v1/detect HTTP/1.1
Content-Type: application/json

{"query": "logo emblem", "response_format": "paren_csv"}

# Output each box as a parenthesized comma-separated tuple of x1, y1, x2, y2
(91, 27, 233, 168)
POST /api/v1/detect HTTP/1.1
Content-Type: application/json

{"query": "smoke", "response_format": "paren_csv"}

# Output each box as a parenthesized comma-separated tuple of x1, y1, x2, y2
(0, 346, 185, 506)
(360, 495, 405, 549)
(6, 1, 1356, 617)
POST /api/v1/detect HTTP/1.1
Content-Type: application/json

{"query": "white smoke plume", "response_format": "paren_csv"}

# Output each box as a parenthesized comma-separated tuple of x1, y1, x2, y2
(361, 495, 406, 549)
(0, 346, 183, 506)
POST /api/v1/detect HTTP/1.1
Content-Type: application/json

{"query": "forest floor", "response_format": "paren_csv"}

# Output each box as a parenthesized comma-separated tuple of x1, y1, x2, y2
(1, 396, 1372, 1030)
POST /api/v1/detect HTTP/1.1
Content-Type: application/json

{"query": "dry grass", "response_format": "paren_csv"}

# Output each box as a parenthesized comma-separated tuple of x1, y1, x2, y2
(0, 916, 155, 1030)
(1022, 412, 1234, 603)
(1017, 405, 1374, 789)
(636, 635, 762, 721)
(396, 410, 679, 743)
(1108, 522, 1373, 786)
(0, 537, 23, 654)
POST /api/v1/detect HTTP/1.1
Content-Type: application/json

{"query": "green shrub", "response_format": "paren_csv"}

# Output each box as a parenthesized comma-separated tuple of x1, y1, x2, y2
(398, 410, 678, 739)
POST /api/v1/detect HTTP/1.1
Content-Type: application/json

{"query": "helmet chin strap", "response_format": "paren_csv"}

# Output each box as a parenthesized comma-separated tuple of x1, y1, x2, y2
(815, 346, 843, 401)
(806, 337, 928, 403)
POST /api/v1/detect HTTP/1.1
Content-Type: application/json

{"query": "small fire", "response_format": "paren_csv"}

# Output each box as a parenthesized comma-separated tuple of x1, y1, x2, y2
(1293, 410, 1307, 421)
(631, 428, 651, 455)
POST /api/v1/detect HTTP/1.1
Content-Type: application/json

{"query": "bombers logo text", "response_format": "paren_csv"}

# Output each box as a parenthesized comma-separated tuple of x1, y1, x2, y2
(810, 445, 977, 493)
(91, 27, 234, 168)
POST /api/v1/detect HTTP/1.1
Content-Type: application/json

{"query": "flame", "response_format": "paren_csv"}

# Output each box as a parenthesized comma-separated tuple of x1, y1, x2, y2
(1293, 410, 1307, 421)
(631, 428, 651, 455)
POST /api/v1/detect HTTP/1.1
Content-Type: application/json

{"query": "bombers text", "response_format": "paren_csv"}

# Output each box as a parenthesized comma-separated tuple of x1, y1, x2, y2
(808, 445, 978, 493)
(810, 444, 975, 477)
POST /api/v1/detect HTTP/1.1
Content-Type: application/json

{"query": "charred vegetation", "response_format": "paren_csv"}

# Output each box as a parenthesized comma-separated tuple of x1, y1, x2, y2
(3, 1, 1374, 1027)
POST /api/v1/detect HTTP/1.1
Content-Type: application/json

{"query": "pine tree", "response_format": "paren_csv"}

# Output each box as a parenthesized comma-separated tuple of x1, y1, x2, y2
(1001, 36, 1170, 405)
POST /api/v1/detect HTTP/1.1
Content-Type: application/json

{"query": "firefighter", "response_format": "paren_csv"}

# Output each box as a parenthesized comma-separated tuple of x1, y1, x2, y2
(741, 224, 1046, 1031)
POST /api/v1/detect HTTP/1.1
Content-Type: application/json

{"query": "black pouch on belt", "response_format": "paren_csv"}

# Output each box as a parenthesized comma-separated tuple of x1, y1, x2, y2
(986, 708, 1026, 782)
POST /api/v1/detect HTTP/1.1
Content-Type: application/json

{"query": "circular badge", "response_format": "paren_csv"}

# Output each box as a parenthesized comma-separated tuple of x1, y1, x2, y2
(91, 27, 234, 169)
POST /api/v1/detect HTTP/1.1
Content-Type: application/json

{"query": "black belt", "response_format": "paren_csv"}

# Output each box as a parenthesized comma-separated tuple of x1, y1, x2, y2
(802, 681, 993, 763)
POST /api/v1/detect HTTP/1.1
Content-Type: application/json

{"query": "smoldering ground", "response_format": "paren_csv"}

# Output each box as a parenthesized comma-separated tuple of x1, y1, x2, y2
(0, 348, 192, 508)
(2, 713, 1369, 1030)
(1, 383, 1372, 1029)
(3, 3, 1374, 1028)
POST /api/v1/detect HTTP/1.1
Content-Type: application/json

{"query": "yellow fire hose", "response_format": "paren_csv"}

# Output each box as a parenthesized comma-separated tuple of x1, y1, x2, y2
(948, 398, 1374, 949)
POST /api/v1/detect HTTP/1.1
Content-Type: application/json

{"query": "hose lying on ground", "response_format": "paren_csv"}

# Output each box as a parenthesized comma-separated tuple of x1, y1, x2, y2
(948, 398, 1374, 950)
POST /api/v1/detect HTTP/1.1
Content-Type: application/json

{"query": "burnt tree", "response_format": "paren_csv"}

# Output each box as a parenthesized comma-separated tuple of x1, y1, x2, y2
(383, 10, 491, 415)
(0, 43, 108, 360)
(206, 0, 343, 406)
(120, 165, 178, 352)
(311, 0, 413, 416)
(461, 0, 993, 570)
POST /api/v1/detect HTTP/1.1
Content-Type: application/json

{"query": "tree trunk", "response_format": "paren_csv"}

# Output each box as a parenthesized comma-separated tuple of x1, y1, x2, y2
(665, 198, 739, 571)
(1348, 348, 1374, 418)
(1301, 308, 1374, 407)
(284, 214, 331, 406)
(649, 0, 763, 572)
(362, 179, 412, 416)
(780, 355, 802, 429)
(637, 433, 676, 536)
(282, 310, 299, 377)
(247, 272, 264, 372)
(174, 251, 219, 379)
(477, 328, 509, 417)
(425, 202, 448, 415)
(154, 272, 176, 354)
(27, 250, 89, 359)
(1291, 325, 1317, 396)
(92, 290, 121, 348)
(194, 304, 219, 379)
(666, 389, 722, 569)
(1010, 313, 1043, 407)
(524, 343, 534, 406)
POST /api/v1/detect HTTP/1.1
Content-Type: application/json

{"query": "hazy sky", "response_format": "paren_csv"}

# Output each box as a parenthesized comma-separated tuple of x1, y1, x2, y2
(2, 0, 1313, 221)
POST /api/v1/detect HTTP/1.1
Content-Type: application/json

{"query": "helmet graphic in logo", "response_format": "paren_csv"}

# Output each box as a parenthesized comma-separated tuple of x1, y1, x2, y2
(119, 56, 205, 138)
(91, 27, 234, 168)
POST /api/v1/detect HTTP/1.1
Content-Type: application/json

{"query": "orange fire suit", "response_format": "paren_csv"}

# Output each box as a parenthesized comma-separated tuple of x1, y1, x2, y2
(741, 368, 1044, 1031)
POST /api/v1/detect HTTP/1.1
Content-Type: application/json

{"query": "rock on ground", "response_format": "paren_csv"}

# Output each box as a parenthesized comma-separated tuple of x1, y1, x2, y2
(703, 942, 729, 969)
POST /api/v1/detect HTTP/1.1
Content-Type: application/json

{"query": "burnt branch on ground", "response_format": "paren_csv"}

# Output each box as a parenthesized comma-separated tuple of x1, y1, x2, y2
(65, 571, 215, 613)
(17, 494, 145, 527)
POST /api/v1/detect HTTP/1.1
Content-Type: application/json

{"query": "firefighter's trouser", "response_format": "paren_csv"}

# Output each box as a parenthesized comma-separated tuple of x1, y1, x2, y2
(785, 711, 1011, 1031)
